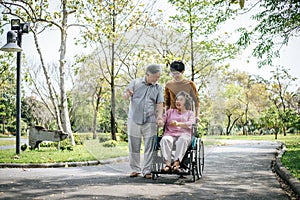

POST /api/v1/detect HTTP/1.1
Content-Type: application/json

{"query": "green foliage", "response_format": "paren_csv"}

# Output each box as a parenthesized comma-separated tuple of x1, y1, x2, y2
(60, 145, 73, 152)
(236, 0, 300, 67)
(167, 0, 240, 83)
(169, 0, 237, 35)
(0, 53, 17, 135)
(117, 132, 128, 142)
(74, 0, 161, 141)
(21, 97, 54, 128)
(59, 133, 83, 146)
(197, 118, 209, 137)
(1, 0, 298, 146)
(102, 140, 117, 148)
(21, 143, 27, 151)
(99, 133, 110, 143)
(282, 140, 300, 180)
(259, 67, 299, 135)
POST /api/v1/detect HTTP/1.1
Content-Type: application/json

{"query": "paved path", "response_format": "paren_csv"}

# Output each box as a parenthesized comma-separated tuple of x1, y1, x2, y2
(0, 140, 291, 199)
(0, 138, 28, 150)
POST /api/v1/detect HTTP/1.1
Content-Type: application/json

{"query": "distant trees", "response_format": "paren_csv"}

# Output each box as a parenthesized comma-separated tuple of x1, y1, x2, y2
(0, 0, 299, 140)
(236, 0, 300, 66)
(0, 54, 15, 134)
(259, 66, 299, 138)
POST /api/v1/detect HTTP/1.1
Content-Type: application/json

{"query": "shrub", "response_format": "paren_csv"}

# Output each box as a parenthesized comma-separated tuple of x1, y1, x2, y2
(85, 133, 92, 140)
(103, 140, 117, 147)
(99, 133, 110, 143)
(117, 132, 128, 142)
(60, 144, 73, 151)
(73, 134, 83, 145)
(75, 133, 89, 143)
(21, 143, 27, 151)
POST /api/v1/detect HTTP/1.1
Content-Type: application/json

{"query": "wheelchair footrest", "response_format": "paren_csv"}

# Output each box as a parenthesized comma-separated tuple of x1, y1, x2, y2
(151, 168, 190, 175)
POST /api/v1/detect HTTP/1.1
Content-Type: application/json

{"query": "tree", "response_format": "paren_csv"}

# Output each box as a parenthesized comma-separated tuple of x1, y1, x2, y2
(168, 0, 239, 81)
(72, 54, 110, 138)
(267, 67, 297, 136)
(77, 0, 159, 140)
(256, 66, 298, 138)
(223, 83, 244, 135)
(0, 0, 82, 145)
(236, 0, 300, 67)
(22, 96, 54, 129)
(0, 53, 15, 134)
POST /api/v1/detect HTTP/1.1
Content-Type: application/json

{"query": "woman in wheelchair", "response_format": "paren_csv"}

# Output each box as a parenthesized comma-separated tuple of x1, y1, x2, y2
(159, 91, 195, 173)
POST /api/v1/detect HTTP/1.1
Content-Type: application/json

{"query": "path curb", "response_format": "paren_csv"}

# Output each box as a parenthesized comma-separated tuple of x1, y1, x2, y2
(274, 142, 300, 197)
(0, 156, 129, 168)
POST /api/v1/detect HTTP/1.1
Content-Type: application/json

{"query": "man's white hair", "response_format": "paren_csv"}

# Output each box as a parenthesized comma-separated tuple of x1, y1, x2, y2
(146, 64, 162, 75)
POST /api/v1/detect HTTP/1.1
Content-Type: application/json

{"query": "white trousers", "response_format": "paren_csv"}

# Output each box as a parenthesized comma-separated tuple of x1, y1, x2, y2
(128, 119, 156, 176)
(160, 134, 191, 164)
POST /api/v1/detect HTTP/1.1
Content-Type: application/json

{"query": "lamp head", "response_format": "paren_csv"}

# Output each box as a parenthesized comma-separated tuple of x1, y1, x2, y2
(11, 19, 21, 31)
(0, 30, 22, 52)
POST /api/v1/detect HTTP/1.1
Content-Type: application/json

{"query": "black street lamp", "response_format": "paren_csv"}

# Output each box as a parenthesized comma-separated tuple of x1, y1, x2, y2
(0, 19, 30, 154)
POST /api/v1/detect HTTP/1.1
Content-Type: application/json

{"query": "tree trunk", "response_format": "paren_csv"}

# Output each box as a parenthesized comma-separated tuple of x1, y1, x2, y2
(60, 0, 75, 145)
(92, 87, 102, 139)
(32, 30, 63, 131)
(110, 45, 117, 140)
(110, 0, 117, 141)
(243, 103, 249, 135)
(225, 114, 231, 136)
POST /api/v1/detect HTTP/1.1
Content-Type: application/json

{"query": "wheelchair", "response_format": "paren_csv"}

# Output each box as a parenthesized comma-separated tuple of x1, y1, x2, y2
(151, 124, 204, 182)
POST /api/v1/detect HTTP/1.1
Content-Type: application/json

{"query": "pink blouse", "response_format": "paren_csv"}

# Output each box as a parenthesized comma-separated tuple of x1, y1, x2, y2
(163, 109, 195, 137)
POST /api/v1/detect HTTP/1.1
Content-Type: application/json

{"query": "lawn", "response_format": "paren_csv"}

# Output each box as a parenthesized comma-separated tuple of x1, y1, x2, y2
(0, 134, 129, 164)
(0, 145, 96, 163)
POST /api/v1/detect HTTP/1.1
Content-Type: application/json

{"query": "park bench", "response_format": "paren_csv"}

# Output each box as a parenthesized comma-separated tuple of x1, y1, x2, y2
(28, 126, 68, 150)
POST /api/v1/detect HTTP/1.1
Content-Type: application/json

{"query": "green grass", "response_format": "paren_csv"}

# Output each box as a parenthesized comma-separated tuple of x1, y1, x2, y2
(84, 140, 129, 160)
(0, 145, 96, 163)
(0, 134, 12, 138)
(0, 138, 129, 164)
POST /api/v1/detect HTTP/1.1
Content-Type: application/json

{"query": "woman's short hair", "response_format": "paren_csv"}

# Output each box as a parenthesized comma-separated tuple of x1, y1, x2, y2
(175, 91, 192, 110)
(170, 60, 185, 72)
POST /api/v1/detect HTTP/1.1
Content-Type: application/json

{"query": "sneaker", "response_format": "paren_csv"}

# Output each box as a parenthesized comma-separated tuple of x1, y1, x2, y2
(129, 172, 140, 177)
(144, 173, 152, 179)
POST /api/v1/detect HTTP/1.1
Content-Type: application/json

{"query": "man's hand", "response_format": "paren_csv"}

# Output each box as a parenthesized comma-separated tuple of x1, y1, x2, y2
(123, 89, 133, 99)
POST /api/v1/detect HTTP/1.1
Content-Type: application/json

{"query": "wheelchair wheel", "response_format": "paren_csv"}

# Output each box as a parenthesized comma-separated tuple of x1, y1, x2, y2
(192, 166, 196, 182)
(195, 138, 204, 179)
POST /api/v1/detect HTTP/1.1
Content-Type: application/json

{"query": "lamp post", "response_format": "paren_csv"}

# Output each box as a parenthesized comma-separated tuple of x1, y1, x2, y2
(0, 19, 30, 154)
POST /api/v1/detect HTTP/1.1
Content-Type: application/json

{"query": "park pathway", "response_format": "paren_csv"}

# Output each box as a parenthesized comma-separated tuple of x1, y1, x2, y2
(0, 140, 291, 199)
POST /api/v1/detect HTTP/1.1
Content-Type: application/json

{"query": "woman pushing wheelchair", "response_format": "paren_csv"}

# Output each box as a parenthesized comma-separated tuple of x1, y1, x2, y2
(158, 91, 195, 173)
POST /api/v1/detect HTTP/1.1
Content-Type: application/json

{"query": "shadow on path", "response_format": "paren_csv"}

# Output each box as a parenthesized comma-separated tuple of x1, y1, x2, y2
(0, 140, 293, 199)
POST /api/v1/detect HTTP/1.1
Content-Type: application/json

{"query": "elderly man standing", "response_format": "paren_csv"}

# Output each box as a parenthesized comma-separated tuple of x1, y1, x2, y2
(123, 64, 164, 179)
